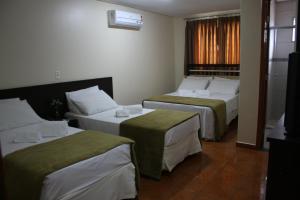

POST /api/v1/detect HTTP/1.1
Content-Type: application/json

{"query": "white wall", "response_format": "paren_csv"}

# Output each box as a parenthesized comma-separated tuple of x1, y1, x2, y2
(237, 0, 262, 145)
(173, 17, 186, 88)
(0, 0, 175, 104)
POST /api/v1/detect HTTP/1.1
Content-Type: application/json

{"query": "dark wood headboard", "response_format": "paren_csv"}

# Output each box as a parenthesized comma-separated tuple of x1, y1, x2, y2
(0, 77, 113, 119)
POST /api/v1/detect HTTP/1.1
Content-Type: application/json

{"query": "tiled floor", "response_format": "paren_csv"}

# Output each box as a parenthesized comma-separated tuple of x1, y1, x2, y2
(139, 120, 268, 200)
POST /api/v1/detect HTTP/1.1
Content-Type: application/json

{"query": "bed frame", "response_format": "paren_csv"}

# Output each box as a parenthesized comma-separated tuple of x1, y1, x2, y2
(186, 64, 240, 76)
(0, 77, 113, 199)
(0, 77, 113, 119)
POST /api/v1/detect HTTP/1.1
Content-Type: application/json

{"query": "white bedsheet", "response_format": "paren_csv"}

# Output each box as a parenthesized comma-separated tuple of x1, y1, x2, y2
(65, 105, 202, 171)
(143, 92, 239, 140)
(0, 123, 136, 200)
(65, 106, 200, 147)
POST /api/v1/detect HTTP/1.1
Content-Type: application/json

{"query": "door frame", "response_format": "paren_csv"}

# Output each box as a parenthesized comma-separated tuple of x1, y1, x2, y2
(256, 0, 271, 149)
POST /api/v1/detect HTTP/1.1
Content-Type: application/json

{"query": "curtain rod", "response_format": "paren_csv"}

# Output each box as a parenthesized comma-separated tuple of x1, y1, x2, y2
(185, 13, 240, 21)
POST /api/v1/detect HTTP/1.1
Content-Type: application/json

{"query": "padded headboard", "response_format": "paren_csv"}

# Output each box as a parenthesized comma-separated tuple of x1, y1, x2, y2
(0, 77, 113, 119)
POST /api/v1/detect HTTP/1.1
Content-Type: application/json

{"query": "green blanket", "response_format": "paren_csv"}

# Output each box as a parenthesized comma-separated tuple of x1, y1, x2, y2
(4, 130, 139, 200)
(144, 95, 227, 139)
(120, 109, 199, 180)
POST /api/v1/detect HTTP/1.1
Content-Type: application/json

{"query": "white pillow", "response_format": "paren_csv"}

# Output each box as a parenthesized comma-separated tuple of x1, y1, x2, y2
(70, 90, 118, 115)
(0, 100, 42, 132)
(66, 86, 99, 114)
(207, 80, 240, 95)
(0, 98, 21, 104)
(178, 78, 209, 91)
(38, 121, 68, 137)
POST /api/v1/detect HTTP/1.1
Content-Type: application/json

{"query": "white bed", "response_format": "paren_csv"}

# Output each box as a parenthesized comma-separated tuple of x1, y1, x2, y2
(65, 106, 202, 172)
(0, 99, 137, 200)
(143, 92, 238, 140)
(143, 77, 240, 140)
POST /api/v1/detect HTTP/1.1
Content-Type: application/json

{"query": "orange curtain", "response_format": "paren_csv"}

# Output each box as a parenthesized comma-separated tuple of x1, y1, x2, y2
(185, 16, 240, 67)
(194, 19, 218, 64)
(219, 16, 240, 64)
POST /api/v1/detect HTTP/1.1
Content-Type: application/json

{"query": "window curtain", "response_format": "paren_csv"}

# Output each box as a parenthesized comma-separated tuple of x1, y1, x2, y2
(184, 16, 240, 75)
(219, 16, 240, 64)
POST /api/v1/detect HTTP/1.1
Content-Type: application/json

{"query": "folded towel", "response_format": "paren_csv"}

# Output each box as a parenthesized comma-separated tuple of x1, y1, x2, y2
(124, 105, 143, 115)
(195, 89, 210, 97)
(38, 121, 68, 137)
(14, 130, 42, 143)
(115, 109, 130, 118)
(176, 89, 198, 98)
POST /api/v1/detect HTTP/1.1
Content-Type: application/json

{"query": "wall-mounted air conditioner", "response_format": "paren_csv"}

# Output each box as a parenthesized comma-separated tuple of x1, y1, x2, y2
(108, 10, 143, 30)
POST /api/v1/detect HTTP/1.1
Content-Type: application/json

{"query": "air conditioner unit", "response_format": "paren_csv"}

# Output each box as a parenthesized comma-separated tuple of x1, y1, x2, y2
(108, 10, 143, 30)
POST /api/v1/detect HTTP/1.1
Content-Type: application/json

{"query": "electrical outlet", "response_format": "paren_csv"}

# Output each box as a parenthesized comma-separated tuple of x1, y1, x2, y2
(55, 71, 61, 80)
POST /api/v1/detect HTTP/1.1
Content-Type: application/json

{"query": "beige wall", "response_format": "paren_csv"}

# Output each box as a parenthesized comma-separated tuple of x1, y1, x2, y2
(237, 0, 262, 145)
(173, 17, 186, 89)
(0, 0, 175, 104)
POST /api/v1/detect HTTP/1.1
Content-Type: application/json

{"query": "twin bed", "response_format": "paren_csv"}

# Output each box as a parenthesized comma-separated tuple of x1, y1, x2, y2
(63, 85, 201, 178)
(0, 98, 137, 200)
(144, 76, 239, 140)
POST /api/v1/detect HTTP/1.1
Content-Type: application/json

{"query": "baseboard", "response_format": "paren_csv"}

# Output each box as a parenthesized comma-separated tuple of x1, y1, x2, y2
(236, 141, 257, 149)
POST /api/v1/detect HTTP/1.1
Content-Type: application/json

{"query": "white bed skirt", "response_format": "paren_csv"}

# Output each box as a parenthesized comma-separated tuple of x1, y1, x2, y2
(55, 163, 137, 200)
(163, 130, 201, 171)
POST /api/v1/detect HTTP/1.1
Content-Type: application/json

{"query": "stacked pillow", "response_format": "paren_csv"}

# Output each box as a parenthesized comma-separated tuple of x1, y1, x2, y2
(0, 98, 42, 132)
(178, 77, 210, 91)
(207, 77, 240, 95)
(0, 98, 69, 143)
(178, 76, 240, 96)
(66, 86, 118, 116)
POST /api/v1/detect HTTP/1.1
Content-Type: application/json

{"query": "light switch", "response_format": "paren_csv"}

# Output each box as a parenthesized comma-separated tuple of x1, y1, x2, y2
(55, 71, 61, 80)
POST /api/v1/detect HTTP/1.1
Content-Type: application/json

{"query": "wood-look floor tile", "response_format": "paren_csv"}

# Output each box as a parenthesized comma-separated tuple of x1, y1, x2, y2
(138, 119, 268, 200)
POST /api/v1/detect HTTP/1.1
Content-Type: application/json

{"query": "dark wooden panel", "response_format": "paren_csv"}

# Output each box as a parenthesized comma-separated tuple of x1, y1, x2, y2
(0, 77, 113, 119)
(187, 64, 240, 76)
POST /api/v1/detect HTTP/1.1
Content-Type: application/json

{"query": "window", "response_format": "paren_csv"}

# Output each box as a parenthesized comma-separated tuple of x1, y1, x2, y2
(185, 16, 240, 75)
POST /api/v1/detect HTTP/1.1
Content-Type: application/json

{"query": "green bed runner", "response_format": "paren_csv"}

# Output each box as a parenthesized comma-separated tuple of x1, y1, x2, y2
(144, 95, 227, 139)
(120, 109, 199, 180)
(4, 130, 139, 200)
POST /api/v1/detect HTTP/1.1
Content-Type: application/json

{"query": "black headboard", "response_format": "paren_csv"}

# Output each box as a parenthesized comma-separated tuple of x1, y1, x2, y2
(0, 77, 113, 119)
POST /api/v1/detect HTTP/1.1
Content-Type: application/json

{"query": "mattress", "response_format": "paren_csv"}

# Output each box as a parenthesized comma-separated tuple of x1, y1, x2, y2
(0, 122, 136, 200)
(65, 106, 200, 147)
(143, 92, 239, 140)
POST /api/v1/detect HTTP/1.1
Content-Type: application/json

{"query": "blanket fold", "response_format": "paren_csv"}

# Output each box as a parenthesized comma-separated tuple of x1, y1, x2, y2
(120, 109, 199, 180)
(4, 130, 138, 200)
(144, 95, 227, 139)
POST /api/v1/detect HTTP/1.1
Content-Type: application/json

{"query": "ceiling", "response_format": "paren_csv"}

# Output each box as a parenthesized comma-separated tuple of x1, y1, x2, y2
(99, 0, 240, 17)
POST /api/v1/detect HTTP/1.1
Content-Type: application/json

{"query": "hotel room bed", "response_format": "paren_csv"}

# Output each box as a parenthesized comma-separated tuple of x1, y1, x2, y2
(65, 106, 201, 173)
(62, 82, 202, 179)
(143, 92, 239, 140)
(0, 123, 137, 200)
(143, 77, 240, 140)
